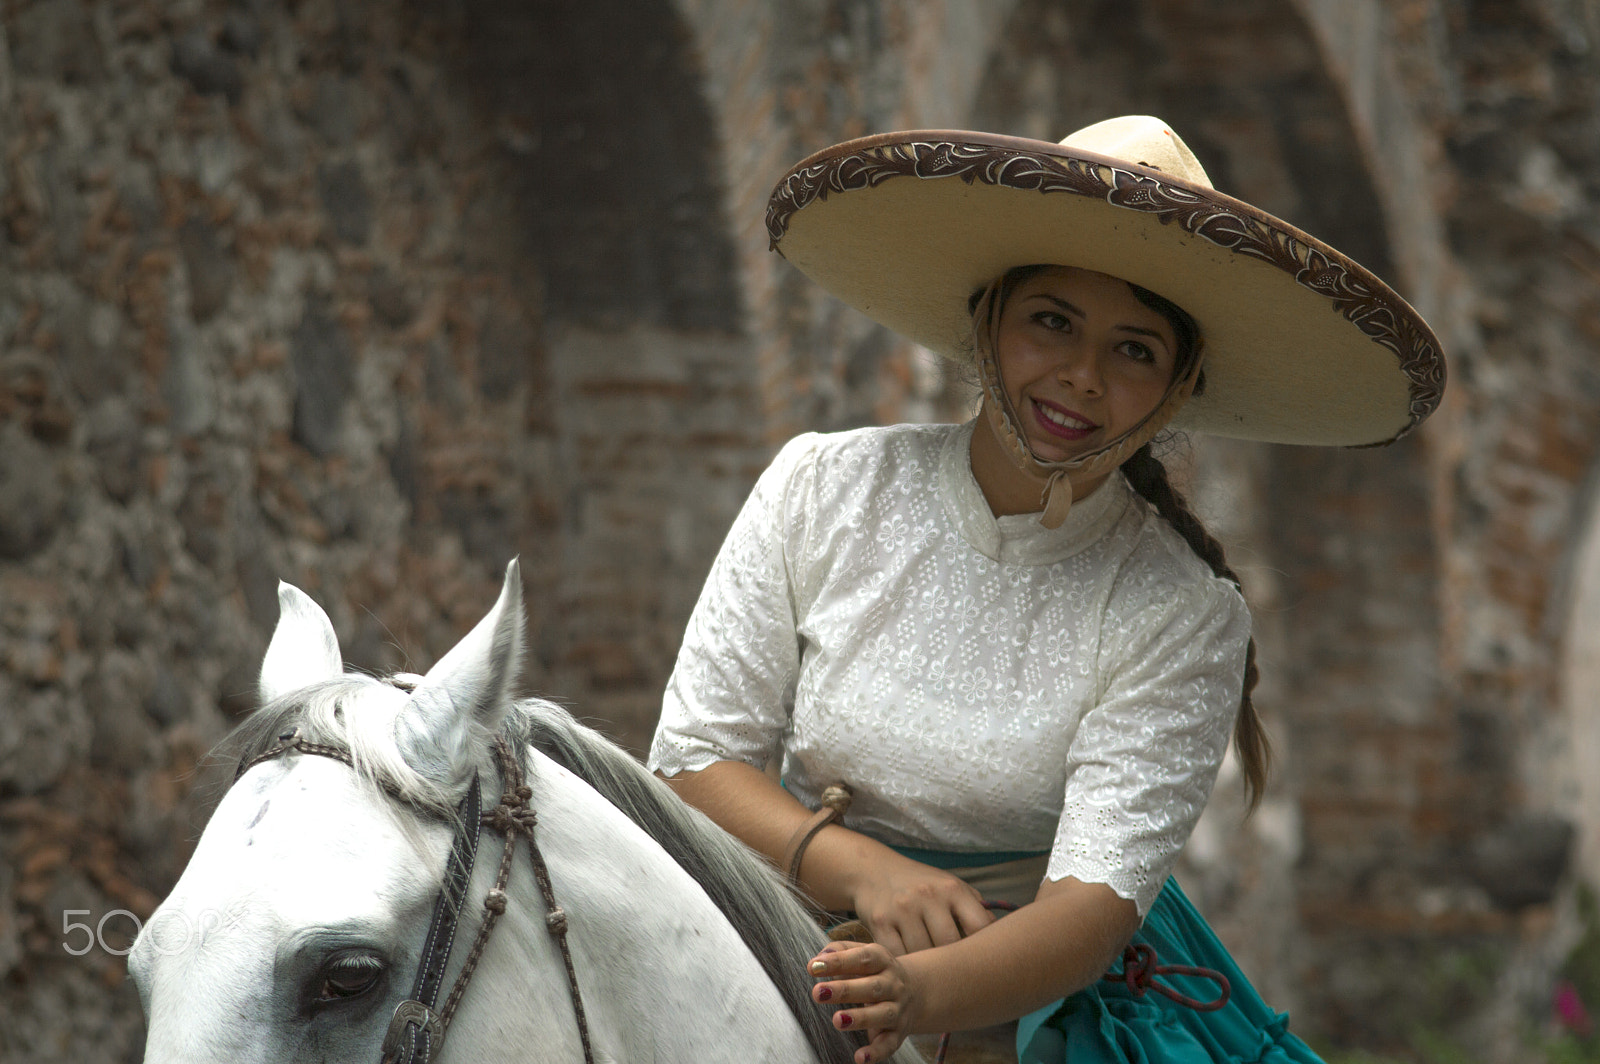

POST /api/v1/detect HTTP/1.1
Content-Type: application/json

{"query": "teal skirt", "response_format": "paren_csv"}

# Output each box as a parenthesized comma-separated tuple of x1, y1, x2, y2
(1017, 877, 1323, 1064)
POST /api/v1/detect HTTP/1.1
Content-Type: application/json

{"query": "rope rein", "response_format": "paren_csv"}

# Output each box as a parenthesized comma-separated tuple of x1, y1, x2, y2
(473, 734, 597, 1064)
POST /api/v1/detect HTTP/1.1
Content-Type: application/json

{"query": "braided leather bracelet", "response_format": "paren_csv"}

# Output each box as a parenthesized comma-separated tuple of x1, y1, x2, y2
(781, 784, 853, 884)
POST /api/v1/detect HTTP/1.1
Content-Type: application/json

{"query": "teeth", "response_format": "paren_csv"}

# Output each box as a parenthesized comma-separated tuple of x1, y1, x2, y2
(1037, 402, 1091, 430)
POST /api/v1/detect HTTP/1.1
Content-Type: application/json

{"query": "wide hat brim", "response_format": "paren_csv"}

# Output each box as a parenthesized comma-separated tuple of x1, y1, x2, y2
(766, 130, 1445, 446)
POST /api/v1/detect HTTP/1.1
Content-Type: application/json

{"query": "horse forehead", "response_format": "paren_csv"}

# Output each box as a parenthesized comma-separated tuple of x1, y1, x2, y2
(179, 756, 449, 915)
(231, 754, 426, 836)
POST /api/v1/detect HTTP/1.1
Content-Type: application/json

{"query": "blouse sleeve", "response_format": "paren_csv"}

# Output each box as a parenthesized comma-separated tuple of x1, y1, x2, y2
(646, 434, 819, 777)
(1047, 567, 1250, 917)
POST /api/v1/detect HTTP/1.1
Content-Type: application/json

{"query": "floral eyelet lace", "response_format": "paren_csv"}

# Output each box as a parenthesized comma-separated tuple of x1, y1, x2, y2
(647, 421, 1248, 916)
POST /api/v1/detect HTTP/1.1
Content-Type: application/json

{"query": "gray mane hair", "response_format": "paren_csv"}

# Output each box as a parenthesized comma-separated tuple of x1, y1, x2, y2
(507, 698, 868, 1064)
(225, 686, 869, 1064)
(229, 674, 471, 820)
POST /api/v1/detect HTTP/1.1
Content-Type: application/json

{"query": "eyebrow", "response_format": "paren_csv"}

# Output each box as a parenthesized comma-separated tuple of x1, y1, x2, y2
(1032, 295, 1172, 344)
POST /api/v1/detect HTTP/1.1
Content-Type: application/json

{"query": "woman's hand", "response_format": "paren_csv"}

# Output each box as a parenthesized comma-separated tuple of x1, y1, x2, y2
(809, 940, 922, 1064)
(804, 877, 1141, 1056)
(845, 854, 995, 955)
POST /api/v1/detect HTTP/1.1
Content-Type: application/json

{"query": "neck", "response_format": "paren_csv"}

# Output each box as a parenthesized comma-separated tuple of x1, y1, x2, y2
(969, 411, 1111, 517)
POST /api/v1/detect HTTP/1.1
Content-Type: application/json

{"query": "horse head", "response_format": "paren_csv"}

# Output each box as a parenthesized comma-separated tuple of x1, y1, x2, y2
(131, 562, 913, 1064)
(130, 563, 528, 1064)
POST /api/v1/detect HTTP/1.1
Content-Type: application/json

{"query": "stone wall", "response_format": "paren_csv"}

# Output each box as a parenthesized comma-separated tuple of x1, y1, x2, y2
(3, 0, 1600, 1061)
(0, 2, 929, 1057)
(1292, 0, 1600, 1054)
(0, 0, 764, 1054)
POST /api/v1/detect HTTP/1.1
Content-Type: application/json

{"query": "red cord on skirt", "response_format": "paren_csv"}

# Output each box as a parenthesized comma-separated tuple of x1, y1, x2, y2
(930, 902, 1231, 1064)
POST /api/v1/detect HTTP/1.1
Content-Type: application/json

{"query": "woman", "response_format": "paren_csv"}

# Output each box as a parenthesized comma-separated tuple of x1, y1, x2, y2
(648, 116, 1444, 1063)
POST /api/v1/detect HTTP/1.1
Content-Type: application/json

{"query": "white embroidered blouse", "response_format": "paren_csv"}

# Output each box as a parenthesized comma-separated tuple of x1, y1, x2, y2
(647, 420, 1249, 915)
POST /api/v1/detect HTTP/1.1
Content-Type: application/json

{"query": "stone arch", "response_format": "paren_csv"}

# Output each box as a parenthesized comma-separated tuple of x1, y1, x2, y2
(1289, 0, 1453, 326)
(442, 0, 741, 333)
(673, 0, 1031, 440)
(433, 0, 760, 751)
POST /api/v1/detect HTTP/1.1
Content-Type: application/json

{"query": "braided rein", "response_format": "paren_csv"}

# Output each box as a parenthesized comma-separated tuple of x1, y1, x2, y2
(463, 735, 597, 1064)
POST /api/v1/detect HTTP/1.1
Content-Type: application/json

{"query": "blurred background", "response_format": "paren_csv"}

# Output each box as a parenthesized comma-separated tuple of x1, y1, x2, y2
(0, 0, 1597, 1060)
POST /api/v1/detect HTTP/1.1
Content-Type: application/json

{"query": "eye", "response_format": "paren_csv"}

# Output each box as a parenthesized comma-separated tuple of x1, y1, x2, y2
(1116, 339, 1157, 364)
(1031, 310, 1071, 332)
(315, 953, 386, 1003)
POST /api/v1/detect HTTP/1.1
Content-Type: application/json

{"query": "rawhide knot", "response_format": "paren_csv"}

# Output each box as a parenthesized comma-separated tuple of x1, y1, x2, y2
(782, 782, 855, 886)
(484, 791, 537, 838)
(483, 888, 508, 915)
(546, 906, 568, 934)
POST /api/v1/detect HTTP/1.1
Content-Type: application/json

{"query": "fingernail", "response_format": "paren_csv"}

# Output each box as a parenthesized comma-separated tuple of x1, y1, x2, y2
(817, 986, 833, 1002)
(839, 1013, 854, 1029)
(809, 960, 826, 974)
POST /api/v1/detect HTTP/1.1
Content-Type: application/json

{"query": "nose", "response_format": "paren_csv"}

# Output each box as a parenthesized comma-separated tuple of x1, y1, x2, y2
(1055, 347, 1104, 396)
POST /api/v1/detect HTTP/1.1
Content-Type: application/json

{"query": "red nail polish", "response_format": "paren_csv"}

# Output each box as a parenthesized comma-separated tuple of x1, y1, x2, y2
(839, 1013, 854, 1029)
(817, 986, 833, 1002)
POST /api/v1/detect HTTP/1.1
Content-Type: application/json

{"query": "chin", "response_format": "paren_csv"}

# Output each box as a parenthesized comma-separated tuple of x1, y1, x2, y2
(1026, 437, 1090, 465)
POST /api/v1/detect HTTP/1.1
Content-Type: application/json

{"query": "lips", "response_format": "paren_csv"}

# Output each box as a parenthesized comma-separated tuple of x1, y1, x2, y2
(1030, 398, 1098, 442)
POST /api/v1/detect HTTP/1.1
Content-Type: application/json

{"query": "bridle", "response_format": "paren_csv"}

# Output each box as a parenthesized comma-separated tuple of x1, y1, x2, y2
(234, 727, 596, 1064)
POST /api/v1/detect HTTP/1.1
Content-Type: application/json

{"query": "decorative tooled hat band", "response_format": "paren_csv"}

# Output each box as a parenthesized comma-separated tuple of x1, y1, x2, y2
(767, 120, 1443, 449)
(971, 278, 1205, 529)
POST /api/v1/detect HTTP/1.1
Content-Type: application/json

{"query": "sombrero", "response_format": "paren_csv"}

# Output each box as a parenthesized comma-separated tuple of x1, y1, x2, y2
(765, 116, 1445, 449)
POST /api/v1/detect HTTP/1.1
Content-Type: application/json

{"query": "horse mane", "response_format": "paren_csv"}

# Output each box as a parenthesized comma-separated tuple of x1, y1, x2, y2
(229, 674, 469, 816)
(226, 683, 863, 1064)
(506, 698, 863, 1064)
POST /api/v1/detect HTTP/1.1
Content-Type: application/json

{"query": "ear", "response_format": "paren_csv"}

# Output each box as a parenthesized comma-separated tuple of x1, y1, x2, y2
(395, 560, 525, 781)
(259, 583, 345, 705)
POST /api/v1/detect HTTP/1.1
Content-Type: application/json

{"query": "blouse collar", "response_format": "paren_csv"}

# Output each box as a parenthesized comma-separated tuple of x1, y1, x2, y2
(938, 419, 1132, 565)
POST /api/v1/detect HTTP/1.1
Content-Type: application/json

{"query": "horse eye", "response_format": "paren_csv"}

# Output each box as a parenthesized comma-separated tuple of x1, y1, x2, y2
(317, 954, 385, 1002)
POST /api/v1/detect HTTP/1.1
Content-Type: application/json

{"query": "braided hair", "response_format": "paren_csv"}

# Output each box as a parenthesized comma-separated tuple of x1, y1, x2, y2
(1119, 441, 1269, 810)
(1124, 281, 1268, 811)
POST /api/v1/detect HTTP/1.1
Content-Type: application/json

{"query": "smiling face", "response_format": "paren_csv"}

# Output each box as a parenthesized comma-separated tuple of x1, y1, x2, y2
(993, 265, 1182, 465)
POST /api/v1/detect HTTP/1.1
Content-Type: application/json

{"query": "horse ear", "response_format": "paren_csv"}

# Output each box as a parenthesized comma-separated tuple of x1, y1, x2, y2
(259, 583, 345, 705)
(397, 560, 525, 779)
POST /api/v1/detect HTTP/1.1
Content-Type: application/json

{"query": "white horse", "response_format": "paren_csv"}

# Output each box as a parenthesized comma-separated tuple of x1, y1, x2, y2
(130, 561, 921, 1064)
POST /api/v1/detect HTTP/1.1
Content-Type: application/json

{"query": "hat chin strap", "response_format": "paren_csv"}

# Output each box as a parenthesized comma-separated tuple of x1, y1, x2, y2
(972, 281, 1204, 530)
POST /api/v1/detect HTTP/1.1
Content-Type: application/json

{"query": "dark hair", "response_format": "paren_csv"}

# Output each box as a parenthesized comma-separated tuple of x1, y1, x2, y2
(1120, 445, 1269, 810)
(1127, 284, 1204, 396)
(978, 265, 1268, 810)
